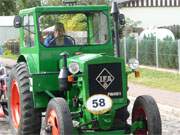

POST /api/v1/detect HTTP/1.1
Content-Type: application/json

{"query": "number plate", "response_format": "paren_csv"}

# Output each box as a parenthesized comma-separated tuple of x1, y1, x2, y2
(86, 94, 112, 115)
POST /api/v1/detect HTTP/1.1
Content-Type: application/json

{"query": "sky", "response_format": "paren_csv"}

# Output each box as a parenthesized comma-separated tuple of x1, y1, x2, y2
(121, 7, 180, 28)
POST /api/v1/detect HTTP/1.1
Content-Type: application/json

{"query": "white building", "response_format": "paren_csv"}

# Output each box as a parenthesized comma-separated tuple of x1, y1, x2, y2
(0, 16, 19, 45)
(120, 0, 180, 28)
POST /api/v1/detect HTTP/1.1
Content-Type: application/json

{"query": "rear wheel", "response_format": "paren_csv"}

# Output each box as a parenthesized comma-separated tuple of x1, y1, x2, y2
(45, 98, 73, 135)
(132, 95, 161, 135)
(8, 62, 41, 134)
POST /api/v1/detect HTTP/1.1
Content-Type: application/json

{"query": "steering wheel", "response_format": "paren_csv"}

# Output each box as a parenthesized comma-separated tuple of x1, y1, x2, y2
(64, 35, 76, 45)
(44, 34, 76, 47)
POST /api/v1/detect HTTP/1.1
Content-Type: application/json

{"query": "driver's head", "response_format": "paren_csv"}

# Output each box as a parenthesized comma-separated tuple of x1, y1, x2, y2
(54, 22, 65, 38)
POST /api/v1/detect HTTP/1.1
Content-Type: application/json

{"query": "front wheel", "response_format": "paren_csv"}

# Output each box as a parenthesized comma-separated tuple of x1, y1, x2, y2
(132, 95, 161, 135)
(8, 62, 41, 134)
(45, 98, 73, 135)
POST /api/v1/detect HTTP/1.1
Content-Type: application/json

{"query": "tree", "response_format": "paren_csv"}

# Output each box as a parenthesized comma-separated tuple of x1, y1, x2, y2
(159, 25, 180, 39)
(61, 14, 87, 31)
(0, 0, 16, 15)
(41, 0, 63, 5)
(0, 0, 41, 15)
(123, 18, 142, 36)
(16, 0, 41, 13)
(41, 0, 87, 31)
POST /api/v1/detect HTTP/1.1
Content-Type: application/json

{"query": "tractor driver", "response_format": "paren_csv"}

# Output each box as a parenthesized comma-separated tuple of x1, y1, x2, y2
(44, 22, 74, 47)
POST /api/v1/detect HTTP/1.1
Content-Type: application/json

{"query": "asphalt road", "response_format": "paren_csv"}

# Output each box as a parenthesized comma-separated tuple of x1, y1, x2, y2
(0, 118, 11, 135)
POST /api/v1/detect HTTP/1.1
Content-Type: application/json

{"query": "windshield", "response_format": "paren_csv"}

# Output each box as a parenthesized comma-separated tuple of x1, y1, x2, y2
(38, 12, 109, 47)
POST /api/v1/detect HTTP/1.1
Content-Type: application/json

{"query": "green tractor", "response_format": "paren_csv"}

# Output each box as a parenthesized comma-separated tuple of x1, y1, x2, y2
(8, 1, 161, 135)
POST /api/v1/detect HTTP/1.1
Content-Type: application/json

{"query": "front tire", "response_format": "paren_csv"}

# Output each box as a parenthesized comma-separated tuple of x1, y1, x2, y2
(132, 95, 161, 135)
(8, 62, 41, 134)
(45, 98, 73, 135)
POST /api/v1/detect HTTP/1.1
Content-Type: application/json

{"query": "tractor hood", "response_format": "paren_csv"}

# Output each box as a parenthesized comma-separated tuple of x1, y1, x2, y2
(64, 53, 124, 73)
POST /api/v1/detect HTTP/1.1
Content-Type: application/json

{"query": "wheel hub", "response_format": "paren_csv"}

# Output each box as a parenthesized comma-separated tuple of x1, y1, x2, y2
(10, 80, 21, 129)
(47, 110, 59, 135)
(133, 107, 148, 135)
(45, 123, 52, 134)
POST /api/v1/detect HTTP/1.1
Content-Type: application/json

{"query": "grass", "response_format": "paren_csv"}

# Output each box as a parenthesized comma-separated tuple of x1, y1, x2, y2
(128, 68, 180, 92)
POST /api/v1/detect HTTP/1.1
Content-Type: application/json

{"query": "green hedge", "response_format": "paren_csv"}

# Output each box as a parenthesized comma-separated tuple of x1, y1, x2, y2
(121, 37, 178, 69)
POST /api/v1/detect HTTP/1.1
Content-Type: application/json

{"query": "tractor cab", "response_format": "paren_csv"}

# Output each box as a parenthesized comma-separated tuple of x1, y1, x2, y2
(14, 5, 114, 73)
(7, 2, 162, 135)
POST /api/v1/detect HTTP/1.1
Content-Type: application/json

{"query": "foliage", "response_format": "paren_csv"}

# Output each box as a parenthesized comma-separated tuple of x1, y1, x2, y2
(123, 18, 142, 36)
(159, 25, 180, 39)
(41, 0, 94, 31)
(125, 18, 142, 28)
(3, 39, 19, 55)
(123, 37, 178, 69)
(125, 36, 136, 59)
(158, 40, 178, 68)
(138, 36, 156, 66)
(60, 14, 87, 31)
(3, 49, 12, 56)
(0, 0, 16, 15)
(2, 50, 18, 60)
(2, 40, 19, 60)
(40, 13, 87, 31)
(42, 0, 63, 5)
(16, 0, 41, 13)
(0, 0, 41, 15)
(0, 0, 110, 16)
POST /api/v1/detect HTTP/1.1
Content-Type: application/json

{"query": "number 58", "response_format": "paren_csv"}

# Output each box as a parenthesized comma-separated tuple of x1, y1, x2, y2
(92, 98, 105, 108)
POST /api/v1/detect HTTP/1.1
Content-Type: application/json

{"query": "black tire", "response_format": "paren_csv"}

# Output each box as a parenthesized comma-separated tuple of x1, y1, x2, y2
(132, 95, 161, 135)
(8, 62, 41, 135)
(45, 98, 73, 135)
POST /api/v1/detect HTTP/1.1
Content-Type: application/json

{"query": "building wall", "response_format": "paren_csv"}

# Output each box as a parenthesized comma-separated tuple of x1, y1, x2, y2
(120, 7, 180, 28)
(121, 0, 180, 7)
(0, 26, 19, 45)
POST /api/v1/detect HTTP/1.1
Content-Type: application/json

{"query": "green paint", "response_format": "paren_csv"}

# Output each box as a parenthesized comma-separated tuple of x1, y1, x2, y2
(14, 4, 144, 134)
(131, 121, 145, 133)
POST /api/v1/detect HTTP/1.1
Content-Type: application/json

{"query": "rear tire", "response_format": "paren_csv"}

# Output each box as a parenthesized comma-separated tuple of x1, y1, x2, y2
(8, 62, 41, 135)
(132, 95, 161, 135)
(45, 97, 73, 135)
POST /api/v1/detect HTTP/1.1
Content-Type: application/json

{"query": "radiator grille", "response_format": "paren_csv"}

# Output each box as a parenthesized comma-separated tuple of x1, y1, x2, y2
(88, 63, 123, 98)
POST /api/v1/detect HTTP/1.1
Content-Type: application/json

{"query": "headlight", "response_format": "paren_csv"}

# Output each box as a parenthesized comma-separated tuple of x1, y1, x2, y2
(128, 58, 139, 70)
(69, 62, 80, 74)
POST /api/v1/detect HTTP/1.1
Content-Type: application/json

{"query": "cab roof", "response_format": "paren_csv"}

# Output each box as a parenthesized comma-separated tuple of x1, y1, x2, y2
(19, 5, 109, 15)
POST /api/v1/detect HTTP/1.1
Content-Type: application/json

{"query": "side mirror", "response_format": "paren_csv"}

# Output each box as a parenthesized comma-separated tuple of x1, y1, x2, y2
(119, 14, 125, 25)
(14, 16, 22, 28)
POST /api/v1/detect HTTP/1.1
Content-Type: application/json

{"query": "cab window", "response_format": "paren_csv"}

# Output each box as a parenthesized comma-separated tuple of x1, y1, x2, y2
(38, 12, 109, 47)
(23, 15, 35, 47)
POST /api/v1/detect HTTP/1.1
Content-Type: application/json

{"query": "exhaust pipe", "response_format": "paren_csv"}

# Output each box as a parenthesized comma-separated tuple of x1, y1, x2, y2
(58, 52, 69, 92)
(111, 2, 121, 57)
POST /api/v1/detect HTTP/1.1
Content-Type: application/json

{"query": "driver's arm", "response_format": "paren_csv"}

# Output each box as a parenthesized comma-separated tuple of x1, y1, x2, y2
(44, 34, 55, 47)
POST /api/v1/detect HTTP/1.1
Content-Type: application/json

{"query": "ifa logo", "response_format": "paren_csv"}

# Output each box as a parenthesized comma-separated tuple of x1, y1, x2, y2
(96, 68, 115, 89)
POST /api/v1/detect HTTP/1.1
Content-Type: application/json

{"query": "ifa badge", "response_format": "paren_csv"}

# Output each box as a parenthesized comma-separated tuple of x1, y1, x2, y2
(86, 94, 112, 115)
